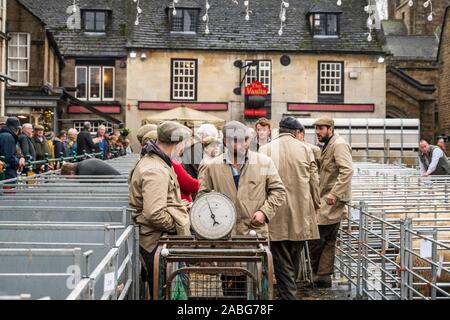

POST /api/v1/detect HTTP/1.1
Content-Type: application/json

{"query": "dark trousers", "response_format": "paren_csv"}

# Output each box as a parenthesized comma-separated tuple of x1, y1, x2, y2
(271, 241, 304, 300)
(140, 246, 156, 300)
(309, 223, 340, 276)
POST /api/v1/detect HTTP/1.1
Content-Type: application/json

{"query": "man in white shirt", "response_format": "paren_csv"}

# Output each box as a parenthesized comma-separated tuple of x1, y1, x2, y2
(418, 139, 450, 176)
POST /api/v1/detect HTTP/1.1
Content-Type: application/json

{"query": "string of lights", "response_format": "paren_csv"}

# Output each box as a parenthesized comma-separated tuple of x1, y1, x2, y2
(129, 1, 433, 41)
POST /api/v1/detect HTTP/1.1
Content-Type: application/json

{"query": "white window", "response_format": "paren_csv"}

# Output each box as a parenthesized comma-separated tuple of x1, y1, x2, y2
(172, 60, 197, 100)
(8, 33, 30, 86)
(245, 60, 272, 93)
(75, 66, 115, 101)
(73, 121, 113, 134)
(319, 62, 343, 95)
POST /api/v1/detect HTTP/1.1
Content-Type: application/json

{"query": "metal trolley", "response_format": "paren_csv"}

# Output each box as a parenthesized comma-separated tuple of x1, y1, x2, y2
(153, 235, 274, 300)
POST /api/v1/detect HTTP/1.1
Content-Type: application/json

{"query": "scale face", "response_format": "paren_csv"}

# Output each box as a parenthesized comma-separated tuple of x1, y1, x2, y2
(190, 192, 237, 240)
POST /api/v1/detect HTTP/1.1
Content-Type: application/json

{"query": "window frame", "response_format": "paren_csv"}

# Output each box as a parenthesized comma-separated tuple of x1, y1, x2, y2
(171, 59, 198, 101)
(169, 8, 199, 34)
(83, 10, 107, 33)
(102, 66, 115, 101)
(8, 32, 31, 86)
(75, 66, 88, 100)
(75, 65, 115, 101)
(313, 13, 340, 38)
(245, 60, 272, 94)
(318, 61, 344, 103)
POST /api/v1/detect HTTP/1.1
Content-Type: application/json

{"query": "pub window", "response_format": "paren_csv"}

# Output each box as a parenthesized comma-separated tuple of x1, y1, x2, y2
(73, 121, 113, 134)
(245, 60, 272, 94)
(84, 11, 107, 32)
(318, 62, 344, 103)
(75, 66, 115, 101)
(171, 59, 197, 100)
(313, 14, 339, 37)
(8, 33, 30, 86)
(170, 9, 198, 33)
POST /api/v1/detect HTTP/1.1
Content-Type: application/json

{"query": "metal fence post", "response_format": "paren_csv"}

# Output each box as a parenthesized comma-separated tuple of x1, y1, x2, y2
(399, 219, 407, 300)
(405, 218, 413, 300)
(431, 229, 438, 300)
(356, 201, 365, 299)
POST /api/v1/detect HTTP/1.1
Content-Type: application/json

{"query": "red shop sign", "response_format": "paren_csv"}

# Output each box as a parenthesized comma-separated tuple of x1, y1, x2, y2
(244, 81, 269, 96)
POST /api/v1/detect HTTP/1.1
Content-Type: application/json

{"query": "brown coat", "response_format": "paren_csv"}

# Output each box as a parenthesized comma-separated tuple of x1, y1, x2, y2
(198, 150, 286, 238)
(259, 134, 320, 241)
(128, 154, 190, 253)
(317, 135, 353, 225)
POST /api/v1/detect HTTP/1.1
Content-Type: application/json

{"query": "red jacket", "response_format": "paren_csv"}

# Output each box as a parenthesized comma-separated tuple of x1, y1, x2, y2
(172, 160, 199, 202)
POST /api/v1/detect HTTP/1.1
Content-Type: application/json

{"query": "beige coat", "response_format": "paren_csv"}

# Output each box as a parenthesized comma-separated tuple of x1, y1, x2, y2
(198, 150, 286, 238)
(305, 142, 322, 170)
(317, 135, 353, 225)
(129, 154, 190, 253)
(259, 134, 320, 241)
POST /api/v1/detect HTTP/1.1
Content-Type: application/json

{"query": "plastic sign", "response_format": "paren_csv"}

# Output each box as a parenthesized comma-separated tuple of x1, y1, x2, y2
(245, 81, 269, 96)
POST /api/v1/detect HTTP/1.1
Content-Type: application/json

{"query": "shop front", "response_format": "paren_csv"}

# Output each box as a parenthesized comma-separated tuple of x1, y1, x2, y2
(5, 92, 62, 132)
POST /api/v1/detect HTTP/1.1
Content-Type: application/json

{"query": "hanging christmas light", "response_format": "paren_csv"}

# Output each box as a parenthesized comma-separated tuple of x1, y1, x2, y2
(173, 0, 179, 16)
(337, 0, 342, 6)
(278, 1, 289, 36)
(424, 0, 434, 21)
(365, 0, 376, 42)
(72, 0, 78, 13)
(133, 0, 142, 26)
(244, 0, 251, 21)
(203, 0, 211, 34)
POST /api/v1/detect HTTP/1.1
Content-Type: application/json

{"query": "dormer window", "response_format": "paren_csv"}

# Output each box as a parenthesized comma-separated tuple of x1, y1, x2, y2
(312, 14, 339, 37)
(169, 9, 198, 33)
(84, 10, 107, 32)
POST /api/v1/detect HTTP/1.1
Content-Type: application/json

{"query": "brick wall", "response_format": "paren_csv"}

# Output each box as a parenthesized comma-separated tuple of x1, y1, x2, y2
(438, 8, 450, 153)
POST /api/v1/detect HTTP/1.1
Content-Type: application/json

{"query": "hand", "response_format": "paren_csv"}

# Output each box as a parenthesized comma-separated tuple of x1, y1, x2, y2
(181, 199, 192, 210)
(325, 193, 337, 205)
(421, 172, 430, 177)
(252, 211, 266, 226)
(18, 157, 25, 171)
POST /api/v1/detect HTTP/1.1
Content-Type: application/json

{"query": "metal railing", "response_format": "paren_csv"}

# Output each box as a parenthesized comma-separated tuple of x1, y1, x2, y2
(0, 154, 141, 300)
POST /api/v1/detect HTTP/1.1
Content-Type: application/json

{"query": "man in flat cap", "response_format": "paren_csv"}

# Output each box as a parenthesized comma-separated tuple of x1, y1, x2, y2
(0, 117, 25, 180)
(259, 116, 320, 299)
(198, 120, 286, 297)
(129, 121, 192, 299)
(137, 124, 158, 146)
(31, 124, 50, 173)
(309, 117, 353, 288)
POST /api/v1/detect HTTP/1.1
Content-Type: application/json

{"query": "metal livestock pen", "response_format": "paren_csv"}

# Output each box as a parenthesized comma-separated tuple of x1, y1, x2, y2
(0, 154, 140, 300)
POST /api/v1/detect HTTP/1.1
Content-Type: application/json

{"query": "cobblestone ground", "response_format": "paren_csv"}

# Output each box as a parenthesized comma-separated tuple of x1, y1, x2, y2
(296, 281, 355, 300)
(273, 278, 356, 300)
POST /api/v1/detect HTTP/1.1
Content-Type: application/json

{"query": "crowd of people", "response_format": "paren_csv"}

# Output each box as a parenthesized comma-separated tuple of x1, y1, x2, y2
(129, 116, 355, 300)
(129, 117, 450, 300)
(0, 117, 132, 180)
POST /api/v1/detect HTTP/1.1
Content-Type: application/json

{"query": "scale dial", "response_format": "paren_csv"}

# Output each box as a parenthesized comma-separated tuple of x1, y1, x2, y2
(190, 192, 237, 240)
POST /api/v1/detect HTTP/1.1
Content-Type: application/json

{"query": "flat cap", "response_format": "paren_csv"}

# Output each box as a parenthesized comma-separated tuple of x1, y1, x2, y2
(279, 116, 304, 131)
(137, 124, 157, 144)
(313, 117, 335, 127)
(223, 121, 250, 140)
(34, 124, 44, 131)
(157, 121, 192, 144)
(142, 130, 158, 145)
(202, 136, 220, 147)
(6, 117, 21, 129)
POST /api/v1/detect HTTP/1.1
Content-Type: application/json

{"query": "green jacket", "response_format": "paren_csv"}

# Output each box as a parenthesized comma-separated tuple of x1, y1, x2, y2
(31, 136, 50, 161)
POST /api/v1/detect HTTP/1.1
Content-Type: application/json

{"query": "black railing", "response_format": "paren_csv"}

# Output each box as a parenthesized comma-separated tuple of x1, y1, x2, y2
(0, 148, 126, 179)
